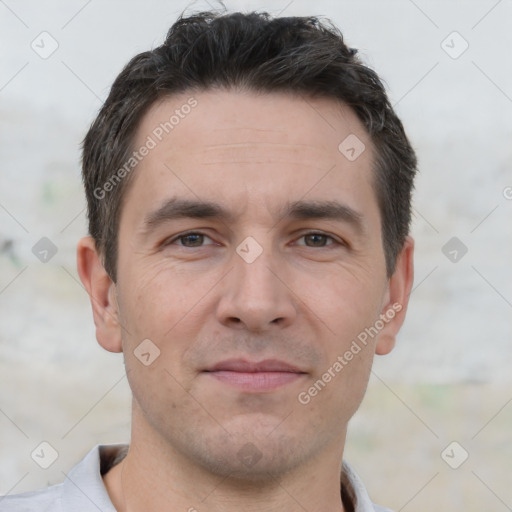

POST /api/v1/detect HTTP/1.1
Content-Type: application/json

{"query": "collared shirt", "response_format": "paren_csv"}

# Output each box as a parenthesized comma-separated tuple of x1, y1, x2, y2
(0, 444, 393, 512)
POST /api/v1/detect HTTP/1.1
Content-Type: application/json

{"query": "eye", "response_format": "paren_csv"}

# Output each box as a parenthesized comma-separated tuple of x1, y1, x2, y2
(163, 230, 343, 250)
(295, 232, 339, 248)
(165, 231, 215, 248)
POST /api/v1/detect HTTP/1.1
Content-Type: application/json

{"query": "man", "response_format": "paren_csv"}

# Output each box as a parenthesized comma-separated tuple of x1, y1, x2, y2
(1, 9, 416, 512)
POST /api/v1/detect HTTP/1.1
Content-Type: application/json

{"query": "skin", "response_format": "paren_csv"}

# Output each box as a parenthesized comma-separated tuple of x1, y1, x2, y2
(77, 89, 414, 512)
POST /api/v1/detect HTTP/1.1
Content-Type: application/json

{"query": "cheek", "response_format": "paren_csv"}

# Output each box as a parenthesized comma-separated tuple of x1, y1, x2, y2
(122, 261, 192, 335)
(118, 260, 217, 380)
(313, 268, 384, 334)
(302, 269, 384, 395)
(118, 264, 200, 415)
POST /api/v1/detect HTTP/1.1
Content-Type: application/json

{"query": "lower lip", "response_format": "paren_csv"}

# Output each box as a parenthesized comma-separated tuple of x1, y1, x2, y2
(206, 371, 304, 392)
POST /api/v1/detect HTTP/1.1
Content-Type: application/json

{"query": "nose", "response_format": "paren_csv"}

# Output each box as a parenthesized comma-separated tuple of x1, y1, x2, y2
(215, 243, 297, 332)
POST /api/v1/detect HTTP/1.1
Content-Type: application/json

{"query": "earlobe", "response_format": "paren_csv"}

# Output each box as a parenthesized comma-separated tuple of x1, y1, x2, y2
(76, 236, 123, 353)
(375, 236, 414, 356)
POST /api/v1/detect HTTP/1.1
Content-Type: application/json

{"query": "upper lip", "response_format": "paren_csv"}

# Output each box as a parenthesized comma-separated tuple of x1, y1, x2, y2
(204, 359, 306, 373)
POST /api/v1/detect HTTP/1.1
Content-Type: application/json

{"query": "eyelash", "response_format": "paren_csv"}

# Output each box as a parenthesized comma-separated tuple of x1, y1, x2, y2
(164, 231, 342, 249)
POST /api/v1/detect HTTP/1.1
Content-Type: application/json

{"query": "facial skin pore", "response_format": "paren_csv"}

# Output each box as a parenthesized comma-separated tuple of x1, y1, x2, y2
(77, 89, 414, 512)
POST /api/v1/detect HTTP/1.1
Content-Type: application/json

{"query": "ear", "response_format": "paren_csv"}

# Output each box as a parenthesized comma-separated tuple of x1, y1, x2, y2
(375, 236, 414, 355)
(76, 236, 123, 353)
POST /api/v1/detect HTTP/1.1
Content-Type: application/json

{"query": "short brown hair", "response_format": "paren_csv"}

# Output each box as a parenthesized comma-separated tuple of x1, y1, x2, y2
(82, 10, 417, 281)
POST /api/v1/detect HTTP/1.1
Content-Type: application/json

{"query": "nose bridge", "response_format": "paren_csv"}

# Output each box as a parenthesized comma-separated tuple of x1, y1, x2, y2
(216, 235, 296, 330)
(235, 236, 278, 292)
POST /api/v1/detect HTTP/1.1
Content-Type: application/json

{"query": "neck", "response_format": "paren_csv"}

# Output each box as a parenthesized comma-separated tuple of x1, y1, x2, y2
(103, 406, 349, 512)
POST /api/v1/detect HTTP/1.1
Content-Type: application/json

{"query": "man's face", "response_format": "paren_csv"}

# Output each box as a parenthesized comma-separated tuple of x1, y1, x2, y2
(112, 89, 400, 478)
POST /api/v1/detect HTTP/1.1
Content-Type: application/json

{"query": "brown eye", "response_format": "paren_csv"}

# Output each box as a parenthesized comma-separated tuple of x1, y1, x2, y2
(179, 233, 205, 247)
(297, 232, 337, 248)
(165, 232, 214, 248)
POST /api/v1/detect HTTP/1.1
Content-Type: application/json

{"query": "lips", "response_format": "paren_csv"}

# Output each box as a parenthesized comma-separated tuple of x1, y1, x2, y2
(205, 358, 305, 373)
(203, 359, 307, 392)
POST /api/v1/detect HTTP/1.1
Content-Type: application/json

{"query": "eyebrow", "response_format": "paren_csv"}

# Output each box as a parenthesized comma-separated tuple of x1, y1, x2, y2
(141, 197, 365, 235)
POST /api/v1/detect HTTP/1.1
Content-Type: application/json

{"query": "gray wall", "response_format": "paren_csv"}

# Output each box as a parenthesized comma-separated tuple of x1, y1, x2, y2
(1, 1, 511, 509)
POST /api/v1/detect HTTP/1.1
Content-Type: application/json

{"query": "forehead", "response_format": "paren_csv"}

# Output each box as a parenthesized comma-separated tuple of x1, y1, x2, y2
(135, 89, 369, 157)
(124, 89, 377, 226)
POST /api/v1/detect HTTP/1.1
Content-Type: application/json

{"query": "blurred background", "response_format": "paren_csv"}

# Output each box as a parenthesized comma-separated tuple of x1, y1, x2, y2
(1, 1, 511, 510)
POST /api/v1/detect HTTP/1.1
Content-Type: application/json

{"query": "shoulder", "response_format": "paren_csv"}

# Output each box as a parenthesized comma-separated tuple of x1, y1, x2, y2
(341, 460, 395, 512)
(0, 483, 63, 512)
(0, 444, 126, 512)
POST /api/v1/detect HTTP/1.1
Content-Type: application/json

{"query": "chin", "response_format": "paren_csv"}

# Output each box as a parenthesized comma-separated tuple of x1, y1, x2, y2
(182, 425, 312, 482)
